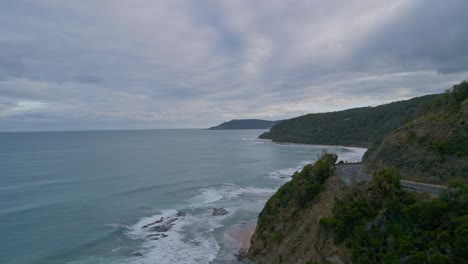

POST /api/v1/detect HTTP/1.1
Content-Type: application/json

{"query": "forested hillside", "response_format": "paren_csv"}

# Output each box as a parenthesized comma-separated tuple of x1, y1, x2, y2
(364, 81, 468, 183)
(248, 156, 468, 263)
(259, 95, 439, 147)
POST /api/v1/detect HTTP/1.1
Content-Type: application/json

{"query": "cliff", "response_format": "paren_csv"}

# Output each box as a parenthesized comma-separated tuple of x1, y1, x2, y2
(248, 154, 352, 264)
(249, 162, 468, 263)
(249, 82, 468, 263)
(259, 95, 439, 147)
(208, 119, 280, 130)
(321, 169, 468, 263)
(364, 81, 468, 184)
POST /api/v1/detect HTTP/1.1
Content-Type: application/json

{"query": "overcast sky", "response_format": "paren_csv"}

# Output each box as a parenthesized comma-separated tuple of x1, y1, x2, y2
(0, 0, 467, 131)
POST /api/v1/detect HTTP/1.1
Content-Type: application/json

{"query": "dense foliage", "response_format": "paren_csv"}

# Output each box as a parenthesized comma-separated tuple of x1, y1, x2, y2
(260, 94, 439, 147)
(364, 81, 468, 183)
(414, 81, 468, 156)
(255, 153, 337, 243)
(321, 169, 468, 263)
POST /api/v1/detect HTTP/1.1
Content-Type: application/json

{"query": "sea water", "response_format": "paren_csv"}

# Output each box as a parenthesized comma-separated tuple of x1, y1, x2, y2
(0, 129, 366, 264)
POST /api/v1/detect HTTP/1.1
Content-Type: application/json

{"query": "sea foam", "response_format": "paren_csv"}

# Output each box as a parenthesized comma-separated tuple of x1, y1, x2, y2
(123, 182, 275, 264)
(126, 210, 222, 264)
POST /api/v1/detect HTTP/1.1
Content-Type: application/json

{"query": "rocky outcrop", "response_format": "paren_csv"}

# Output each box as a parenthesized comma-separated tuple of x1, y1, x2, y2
(212, 207, 228, 216)
(248, 154, 352, 264)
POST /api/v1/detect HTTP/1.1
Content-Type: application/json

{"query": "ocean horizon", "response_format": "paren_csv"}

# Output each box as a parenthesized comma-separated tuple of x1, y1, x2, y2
(0, 129, 366, 264)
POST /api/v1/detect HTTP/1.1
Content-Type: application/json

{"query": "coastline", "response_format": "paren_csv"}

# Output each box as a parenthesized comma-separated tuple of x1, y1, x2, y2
(240, 227, 255, 251)
(225, 223, 256, 256)
(257, 137, 370, 149)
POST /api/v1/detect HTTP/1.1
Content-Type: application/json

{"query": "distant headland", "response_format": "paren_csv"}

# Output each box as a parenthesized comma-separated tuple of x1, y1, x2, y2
(207, 119, 281, 130)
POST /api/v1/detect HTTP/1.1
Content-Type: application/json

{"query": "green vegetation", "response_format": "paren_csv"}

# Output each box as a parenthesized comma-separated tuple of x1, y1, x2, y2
(258, 153, 337, 234)
(248, 153, 349, 264)
(249, 81, 468, 263)
(364, 81, 468, 183)
(264, 152, 337, 211)
(321, 169, 468, 263)
(260, 94, 439, 147)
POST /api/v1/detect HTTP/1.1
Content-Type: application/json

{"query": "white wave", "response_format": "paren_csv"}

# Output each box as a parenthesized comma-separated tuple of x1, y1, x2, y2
(336, 147, 367, 163)
(123, 182, 276, 264)
(241, 137, 271, 144)
(266, 146, 367, 181)
(127, 210, 178, 237)
(125, 209, 224, 264)
(105, 223, 128, 229)
(191, 188, 225, 204)
(267, 160, 311, 180)
(190, 183, 275, 205)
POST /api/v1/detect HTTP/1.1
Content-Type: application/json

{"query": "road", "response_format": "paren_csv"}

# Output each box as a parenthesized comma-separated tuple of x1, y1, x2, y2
(335, 163, 447, 196)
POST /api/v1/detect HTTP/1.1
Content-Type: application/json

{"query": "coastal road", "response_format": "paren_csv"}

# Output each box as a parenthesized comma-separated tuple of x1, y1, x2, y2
(335, 163, 447, 196)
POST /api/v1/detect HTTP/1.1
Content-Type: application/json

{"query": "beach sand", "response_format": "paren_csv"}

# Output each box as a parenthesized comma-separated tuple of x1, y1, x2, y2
(225, 223, 256, 252)
(240, 228, 255, 251)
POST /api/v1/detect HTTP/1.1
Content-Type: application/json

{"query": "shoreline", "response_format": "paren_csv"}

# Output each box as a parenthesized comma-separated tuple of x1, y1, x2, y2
(257, 137, 370, 149)
(225, 223, 256, 255)
(240, 227, 255, 251)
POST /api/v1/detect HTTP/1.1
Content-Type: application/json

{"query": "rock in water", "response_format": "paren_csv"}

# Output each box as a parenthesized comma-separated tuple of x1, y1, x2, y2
(212, 208, 228, 216)
(176, 211, 186, 217)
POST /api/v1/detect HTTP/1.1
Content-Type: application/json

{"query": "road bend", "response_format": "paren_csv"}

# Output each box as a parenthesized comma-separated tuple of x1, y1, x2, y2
(335, 163, 447, 196)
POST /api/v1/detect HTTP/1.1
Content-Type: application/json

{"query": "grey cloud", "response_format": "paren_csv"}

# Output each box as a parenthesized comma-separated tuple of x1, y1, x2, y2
(0, 0, 467, 131)
(351, 0, 468, 74)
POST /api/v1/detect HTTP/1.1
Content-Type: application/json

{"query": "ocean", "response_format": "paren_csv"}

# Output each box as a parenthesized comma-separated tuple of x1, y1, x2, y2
(0, 129, 366, 264)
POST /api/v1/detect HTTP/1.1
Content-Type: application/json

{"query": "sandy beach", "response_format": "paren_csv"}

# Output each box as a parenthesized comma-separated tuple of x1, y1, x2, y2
(240, 228, 255, 251)
(225, 223, 256, 252)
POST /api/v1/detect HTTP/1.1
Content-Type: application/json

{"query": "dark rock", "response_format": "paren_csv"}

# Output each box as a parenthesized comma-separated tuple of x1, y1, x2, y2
(176, 211, 186, 217)
(235, 249, 248, 261)
(149, 225, 170, 232)
(148, 218, 178, 232)
(212, 208, 228, 216)
(130, 251, 144, 257)
(142, 217, 164, 228)
(147, 234, 160, 240)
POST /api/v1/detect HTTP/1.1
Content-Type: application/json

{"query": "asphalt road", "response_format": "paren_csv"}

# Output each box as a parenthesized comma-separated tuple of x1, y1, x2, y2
(335, 163, 447, 196)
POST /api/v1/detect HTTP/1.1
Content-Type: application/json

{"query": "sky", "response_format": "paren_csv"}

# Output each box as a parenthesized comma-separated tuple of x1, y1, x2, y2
(0, 0, 467, 131)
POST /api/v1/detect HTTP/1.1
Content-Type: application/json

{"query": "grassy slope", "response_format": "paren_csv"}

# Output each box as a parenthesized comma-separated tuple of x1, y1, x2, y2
(364, 82, 468, 184)
(260, 95, 439, 147)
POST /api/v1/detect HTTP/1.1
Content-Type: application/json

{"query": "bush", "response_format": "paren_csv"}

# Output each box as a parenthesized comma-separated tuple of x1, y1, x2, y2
(321, 169, 468, 263)
(256, 153, 338, 243)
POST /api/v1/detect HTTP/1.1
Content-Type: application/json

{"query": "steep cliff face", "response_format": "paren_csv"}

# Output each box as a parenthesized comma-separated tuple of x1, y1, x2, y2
(248, 154, 351, 264)
(364, 81, 468, 184)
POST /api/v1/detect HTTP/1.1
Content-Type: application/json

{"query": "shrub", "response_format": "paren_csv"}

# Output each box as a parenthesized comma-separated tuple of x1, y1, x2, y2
(321, 169, 468, 263)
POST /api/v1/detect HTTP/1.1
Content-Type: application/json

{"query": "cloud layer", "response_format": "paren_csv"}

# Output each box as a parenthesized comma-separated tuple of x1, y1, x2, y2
(1, 0, 467, 130)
